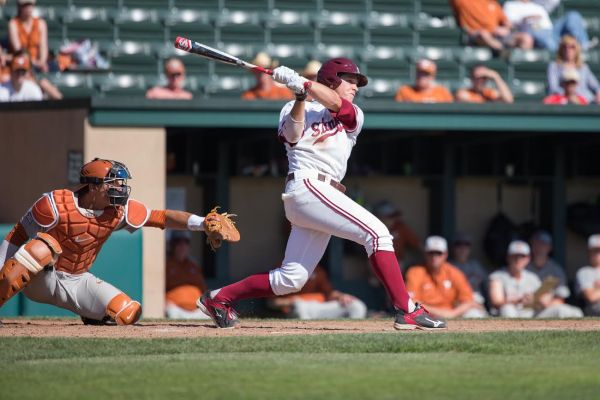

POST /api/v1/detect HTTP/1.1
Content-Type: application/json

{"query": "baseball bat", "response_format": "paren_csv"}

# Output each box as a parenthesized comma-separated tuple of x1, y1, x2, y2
(174, 36, 273, 75)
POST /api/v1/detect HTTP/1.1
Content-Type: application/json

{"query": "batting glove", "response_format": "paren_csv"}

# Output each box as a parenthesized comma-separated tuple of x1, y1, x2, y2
(287, 75, 308, 95)
(272, 66, 299, 85)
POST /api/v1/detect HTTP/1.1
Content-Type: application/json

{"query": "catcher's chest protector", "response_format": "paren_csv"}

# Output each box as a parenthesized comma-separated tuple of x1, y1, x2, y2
(47, 190, 123, 274)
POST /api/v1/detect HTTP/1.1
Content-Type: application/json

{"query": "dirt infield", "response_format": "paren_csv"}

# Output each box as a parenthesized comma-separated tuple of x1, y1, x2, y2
(0, 318, 599, 338)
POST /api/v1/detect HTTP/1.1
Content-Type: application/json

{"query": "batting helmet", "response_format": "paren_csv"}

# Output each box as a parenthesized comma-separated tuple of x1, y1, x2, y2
(317, 58, 368, 89)
(78, 158, 132, 206)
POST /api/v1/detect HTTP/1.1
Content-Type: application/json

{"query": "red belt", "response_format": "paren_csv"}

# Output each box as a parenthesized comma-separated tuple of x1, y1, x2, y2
(285, 172, 346, 193)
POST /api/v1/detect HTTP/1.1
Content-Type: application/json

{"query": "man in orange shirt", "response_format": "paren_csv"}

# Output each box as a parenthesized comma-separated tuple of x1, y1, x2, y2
(456, 65, 514, 103)
(8, 0, 48, 73)
(406, 236, 487, 318)
(242, 52, 295, 101)
(165, 231, 210, 319)
(450, 0, 533, 53)
(395, 59, 453, 103)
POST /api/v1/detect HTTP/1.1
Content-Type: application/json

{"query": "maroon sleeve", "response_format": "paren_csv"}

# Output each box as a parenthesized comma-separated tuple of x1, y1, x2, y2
(329, 98, 357, 131)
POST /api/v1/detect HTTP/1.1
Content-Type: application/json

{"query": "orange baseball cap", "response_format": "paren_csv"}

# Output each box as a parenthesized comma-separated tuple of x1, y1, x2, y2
(416, 59, 436, 75)
(11, 54, 31, 71)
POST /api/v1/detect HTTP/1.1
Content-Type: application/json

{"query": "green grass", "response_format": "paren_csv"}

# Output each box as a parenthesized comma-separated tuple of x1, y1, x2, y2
(2, 331, 600, 400)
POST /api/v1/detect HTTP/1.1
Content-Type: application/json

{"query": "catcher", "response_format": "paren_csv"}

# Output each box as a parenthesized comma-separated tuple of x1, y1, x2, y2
(0, 158, 239, 325)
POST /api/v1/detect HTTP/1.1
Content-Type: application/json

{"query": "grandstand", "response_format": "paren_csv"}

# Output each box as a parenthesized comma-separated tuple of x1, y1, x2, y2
(1, 0, 599, 100)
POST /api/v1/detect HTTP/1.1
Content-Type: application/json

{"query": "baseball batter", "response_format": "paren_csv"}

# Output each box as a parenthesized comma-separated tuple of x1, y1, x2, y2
(0, 158, 238, 324)
(198, 58, 447, 330)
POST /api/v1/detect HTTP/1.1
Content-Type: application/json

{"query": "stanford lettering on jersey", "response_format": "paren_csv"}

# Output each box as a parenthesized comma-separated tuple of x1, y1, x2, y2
(311, 118, 343, 144)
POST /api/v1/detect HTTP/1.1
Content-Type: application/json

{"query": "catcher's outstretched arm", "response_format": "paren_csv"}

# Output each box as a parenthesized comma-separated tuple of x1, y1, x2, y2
(144, 210, 205, 231)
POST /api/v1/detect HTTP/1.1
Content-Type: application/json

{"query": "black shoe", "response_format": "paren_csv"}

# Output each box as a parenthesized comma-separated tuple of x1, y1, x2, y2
(81, 315, 115, 325)
(394, 303, 447, 331)
(197, 292, 240, 329)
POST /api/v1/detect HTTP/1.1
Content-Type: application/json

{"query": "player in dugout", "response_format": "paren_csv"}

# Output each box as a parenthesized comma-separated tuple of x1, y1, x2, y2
(0, 158, 238, 325)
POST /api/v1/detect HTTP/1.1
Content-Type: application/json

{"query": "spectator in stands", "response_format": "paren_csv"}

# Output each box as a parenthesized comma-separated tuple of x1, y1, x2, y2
(450, 0, 533, 54)
(301, 60, 321, 81)
(0, 45, 8, 83)
(242, 52, 294, 101)
(165, 231, 210, 319)
(503, 0, 592, 52)
(146, 58, 193, 100)
(489, 240, 583, 317)
(526, 230, 574, 309)
(547, 35, 600, 104)
(455, 64, 514, 103)
(449, 232, 488, 306)
(406, 236, 487, 318)
(544, 67, 588, 104)
(268, 265, 367, 319)
(0, 51, 42, 102)
(373, 200, 422, 270)
(576, 234, 600, 316)
(8, 0, 48, 73)
(395, 59, 453, 103)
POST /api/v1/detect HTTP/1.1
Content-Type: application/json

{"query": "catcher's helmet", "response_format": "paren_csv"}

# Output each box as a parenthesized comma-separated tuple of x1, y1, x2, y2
(317, 58, 368, 89)
(78, 158, 132, 206)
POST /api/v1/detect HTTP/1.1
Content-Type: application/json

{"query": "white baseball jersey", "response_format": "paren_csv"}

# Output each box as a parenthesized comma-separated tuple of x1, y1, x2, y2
(278, 98, 364, 182)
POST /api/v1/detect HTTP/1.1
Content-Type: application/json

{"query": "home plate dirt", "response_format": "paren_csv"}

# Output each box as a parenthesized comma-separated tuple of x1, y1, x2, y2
(0, 318, 599, 338)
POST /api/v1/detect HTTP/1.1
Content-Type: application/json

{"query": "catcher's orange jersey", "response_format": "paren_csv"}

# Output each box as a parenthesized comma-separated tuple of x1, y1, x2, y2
(29, 189, 150, 274)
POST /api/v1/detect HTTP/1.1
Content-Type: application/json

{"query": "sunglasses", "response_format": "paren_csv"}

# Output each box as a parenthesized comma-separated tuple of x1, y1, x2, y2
(14, 69, 28, 75)
(167, 71, 183, 78)
(426, 251, 444, 256)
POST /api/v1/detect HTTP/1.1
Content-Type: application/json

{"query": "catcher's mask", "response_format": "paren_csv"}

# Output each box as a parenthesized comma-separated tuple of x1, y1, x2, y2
(78, 158, 132, 206)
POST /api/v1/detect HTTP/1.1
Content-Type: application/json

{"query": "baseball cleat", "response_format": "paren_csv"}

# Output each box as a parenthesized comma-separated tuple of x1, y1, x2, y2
(394, 303, 447, 331)
(197, 292, 240, 329)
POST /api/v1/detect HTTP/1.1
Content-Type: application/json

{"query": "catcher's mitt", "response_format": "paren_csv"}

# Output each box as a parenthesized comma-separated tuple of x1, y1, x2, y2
(204, 206, 240, 251)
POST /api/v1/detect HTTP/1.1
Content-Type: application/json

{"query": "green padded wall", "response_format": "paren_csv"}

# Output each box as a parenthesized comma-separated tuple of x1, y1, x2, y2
(0, 224, 143, 317)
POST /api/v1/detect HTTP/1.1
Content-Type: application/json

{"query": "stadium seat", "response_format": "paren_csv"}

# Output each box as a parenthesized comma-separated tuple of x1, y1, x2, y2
(360, 78, 400, 99)
(173, 0, 221, 12)
(416, 15, 462, 47)
(204, 75, 252, 97)
(265, 10, 315, 45)
(562, 0, 600, 18)
(217, 10, 266, 45)
(115, 9, 165, 43)
(164, 9, 216, 45)
(122, 0, 173, 11)
(316, 11, 365, 47)
(224, 0, 269, 12)
(271, 0, 319, 13)
(511, 80, 547, 102)
(97, 73, 147, 98)
(310, 44, 357, 62)
(265, 44, 309, 70)
(64, 8, 114, 42)
(418, 0, 454, 18)
(510, 49, 551, 81)
(109, 41, 159, 75)
(366, 12, 414, 47)
(362, 46, 408, 80)
(321, 0, 368, 14)
(370, 0, 414, 14)
(48, 72, 95, 98)
(73, 0, 120, 8)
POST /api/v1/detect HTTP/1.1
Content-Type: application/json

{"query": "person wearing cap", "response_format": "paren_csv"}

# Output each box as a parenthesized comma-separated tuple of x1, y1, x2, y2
(575, 234, 600, 316)
(146, 58, 193, 100)
(547, 35, 600, 104)
(0, 51, 43, 102)
(543, 67, 588, 105)
(489, 240, 583, 317)
(405, 236, 487, 318)
(241, 52, 294, 101)
(455, 64, 514, 103)
(165, 230, 210, 319)
(449, 232, 489, 306)
(8, 0, 49, 73)
(373, 200, 422, 270)
(395, 59, 454, 103)
(526, 230, 572, 306)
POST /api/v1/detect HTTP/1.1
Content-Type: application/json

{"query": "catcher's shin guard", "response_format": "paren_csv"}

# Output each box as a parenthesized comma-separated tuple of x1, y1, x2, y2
(107, 293, 142, 325)
(0, 233, 62, 308)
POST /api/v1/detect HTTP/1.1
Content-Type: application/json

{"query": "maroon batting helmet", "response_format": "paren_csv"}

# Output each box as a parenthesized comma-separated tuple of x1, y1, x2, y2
(317, 58, 368, 89)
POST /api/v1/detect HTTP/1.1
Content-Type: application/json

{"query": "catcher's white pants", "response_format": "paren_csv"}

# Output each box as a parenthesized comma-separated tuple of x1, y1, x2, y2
(269, 172, 394, 296)
(22, 267, 123, 320)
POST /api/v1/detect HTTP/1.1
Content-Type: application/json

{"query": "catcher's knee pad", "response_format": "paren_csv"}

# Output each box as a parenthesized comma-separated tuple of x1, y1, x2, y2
(0, 234, 62, 308)
(107, 293, 142, 325)
(269, 263, 309, 296)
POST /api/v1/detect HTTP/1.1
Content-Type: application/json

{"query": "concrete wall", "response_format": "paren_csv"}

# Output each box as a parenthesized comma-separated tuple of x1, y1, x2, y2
(84, 121, 166, 317)
(0, 108, 86, 222)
